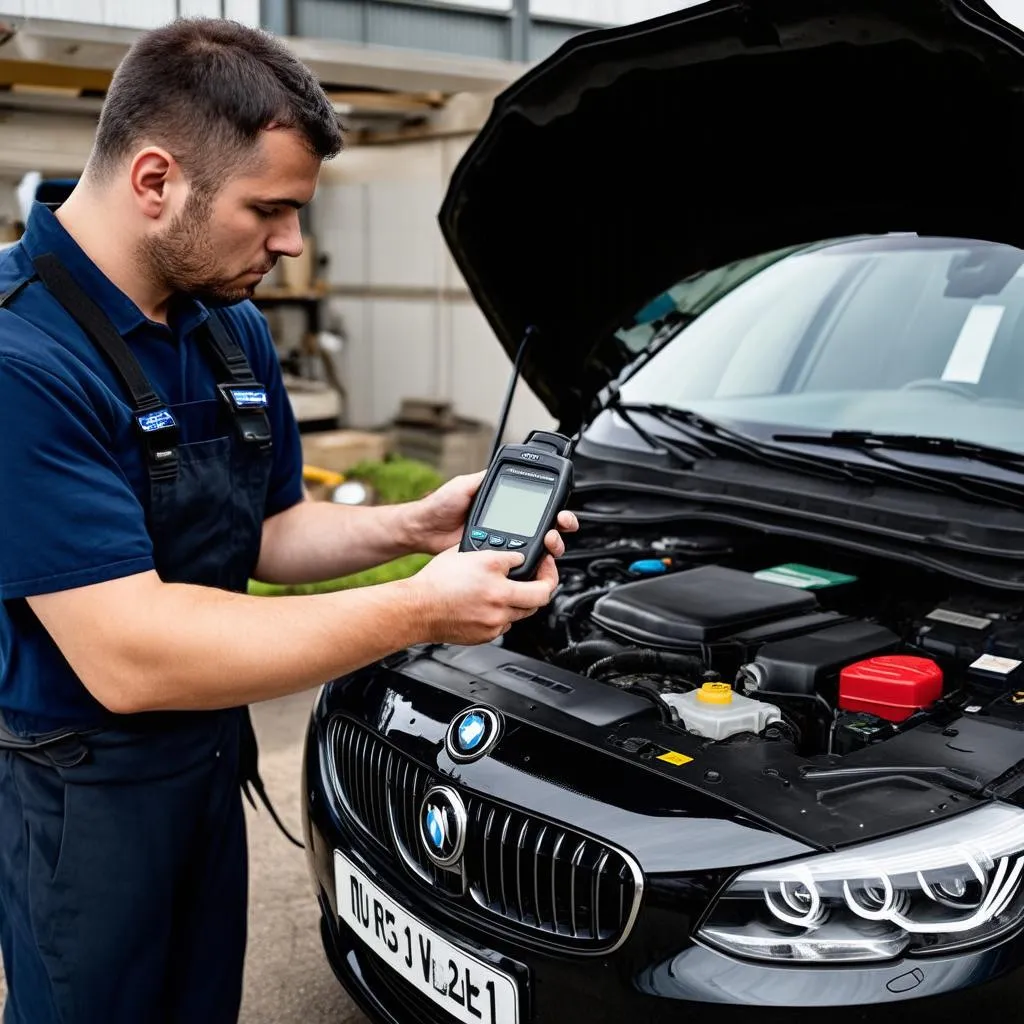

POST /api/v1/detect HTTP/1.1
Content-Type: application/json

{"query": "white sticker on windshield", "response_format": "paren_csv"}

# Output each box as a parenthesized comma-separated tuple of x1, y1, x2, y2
(941, 305, 1004, 384)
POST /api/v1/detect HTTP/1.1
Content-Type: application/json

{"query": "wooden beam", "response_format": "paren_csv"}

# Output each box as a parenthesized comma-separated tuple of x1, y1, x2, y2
(326, 89, 447, 112)
(349, 120, 477, 145)
(9, 82, 80, 97)
(0, 58, 111, 92)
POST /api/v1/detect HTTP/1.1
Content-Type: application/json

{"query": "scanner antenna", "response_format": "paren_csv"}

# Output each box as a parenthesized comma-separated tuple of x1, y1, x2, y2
(486, 324, 538, 465)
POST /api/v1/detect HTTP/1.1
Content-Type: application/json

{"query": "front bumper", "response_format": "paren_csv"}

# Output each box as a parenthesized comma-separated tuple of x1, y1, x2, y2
(302, 681, 1024, 1023)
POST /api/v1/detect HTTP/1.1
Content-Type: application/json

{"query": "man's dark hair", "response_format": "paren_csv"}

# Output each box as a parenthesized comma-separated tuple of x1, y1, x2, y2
(91, 18, 344, 190)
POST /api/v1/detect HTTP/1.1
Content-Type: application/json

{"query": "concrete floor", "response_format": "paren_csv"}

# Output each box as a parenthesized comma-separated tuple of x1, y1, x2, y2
(0, 692, 369, 1024)
(240, 691, 368, 1024)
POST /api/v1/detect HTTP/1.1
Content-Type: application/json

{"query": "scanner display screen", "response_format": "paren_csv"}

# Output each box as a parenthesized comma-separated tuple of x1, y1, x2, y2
(479, 470, 555, 537)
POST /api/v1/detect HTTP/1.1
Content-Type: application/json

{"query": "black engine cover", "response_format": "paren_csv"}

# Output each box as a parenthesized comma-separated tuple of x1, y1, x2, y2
(590, 565, 820, 648)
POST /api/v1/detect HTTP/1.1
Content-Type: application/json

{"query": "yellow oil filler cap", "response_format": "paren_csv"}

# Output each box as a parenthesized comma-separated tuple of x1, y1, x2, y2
(697, 682, 733, 705)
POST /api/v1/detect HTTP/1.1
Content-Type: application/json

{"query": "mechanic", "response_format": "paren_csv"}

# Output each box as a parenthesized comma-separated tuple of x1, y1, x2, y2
(0, 17, 577, 1024)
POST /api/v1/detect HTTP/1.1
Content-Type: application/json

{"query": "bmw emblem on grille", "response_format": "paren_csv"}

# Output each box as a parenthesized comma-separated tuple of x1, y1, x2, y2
(459, 713, 486, 749)
(418, 786, 467, 868)
(446, 708, 501, 765)
(445, 706, 502, 763)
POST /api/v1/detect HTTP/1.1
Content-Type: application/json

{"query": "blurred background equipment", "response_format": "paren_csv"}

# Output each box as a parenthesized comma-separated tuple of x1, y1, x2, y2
(387, 397, 493, 479)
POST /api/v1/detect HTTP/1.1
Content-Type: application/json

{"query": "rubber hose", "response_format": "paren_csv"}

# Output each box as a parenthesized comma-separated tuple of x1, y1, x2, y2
(585, 648, 705, 681)
(554, 638, 625, 670)
(554, 585, 610, 619)
(551, 585, 613, 645)
(586, 558, 632, 581)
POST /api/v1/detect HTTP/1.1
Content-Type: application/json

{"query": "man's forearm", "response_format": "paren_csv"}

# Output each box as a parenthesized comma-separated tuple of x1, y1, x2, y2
(31, 571, 432, 714)
(255, 496, 425, 585)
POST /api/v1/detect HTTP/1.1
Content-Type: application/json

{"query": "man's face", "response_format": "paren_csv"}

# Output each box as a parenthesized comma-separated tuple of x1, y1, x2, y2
(141, 128, 320, 304)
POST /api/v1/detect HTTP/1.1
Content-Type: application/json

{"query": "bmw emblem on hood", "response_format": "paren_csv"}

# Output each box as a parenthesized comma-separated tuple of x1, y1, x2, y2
(418, 786, 467, 867)
(445, 706, 502, 763)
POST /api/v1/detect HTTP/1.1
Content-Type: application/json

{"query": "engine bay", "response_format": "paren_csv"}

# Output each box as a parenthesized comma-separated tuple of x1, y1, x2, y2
(508, 528, 1024, 763)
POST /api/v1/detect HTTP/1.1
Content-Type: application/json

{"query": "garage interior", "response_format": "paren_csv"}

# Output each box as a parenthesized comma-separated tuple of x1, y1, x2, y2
(0, 3, 587, 486)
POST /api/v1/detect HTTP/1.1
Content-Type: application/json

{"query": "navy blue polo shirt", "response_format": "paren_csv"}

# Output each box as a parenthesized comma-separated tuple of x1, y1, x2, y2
(0, 202, 305, 733)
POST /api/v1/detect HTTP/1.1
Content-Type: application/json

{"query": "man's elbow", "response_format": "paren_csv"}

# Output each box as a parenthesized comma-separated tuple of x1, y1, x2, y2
(78, 659, 159, 716)
(95, 678, 162, 716)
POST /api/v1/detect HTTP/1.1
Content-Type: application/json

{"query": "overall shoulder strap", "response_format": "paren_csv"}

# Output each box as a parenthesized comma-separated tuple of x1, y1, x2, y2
(203, 309, 272, 449)
(203, 308, 258, 384)
(32, 252, 179, 481)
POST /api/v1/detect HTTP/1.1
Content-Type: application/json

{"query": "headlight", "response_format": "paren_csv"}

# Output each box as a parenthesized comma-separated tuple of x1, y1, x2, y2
(697, 803, 1024, 964)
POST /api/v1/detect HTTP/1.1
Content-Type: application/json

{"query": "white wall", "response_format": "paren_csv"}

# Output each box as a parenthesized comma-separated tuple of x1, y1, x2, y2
(0, 0, 1017, 39)
(529, 0, 702, 25)
(0, 0, 260, 28)
(370, 0, 692, 25)
(414, 0, 512, 9)
(313, 138, 557, 441)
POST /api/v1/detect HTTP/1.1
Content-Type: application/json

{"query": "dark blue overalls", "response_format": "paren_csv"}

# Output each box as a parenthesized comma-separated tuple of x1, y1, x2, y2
(0, 251, 277, 1023)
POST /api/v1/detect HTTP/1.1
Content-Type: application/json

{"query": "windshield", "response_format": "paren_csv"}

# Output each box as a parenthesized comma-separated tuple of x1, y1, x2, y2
(616, 236, 1024, 453)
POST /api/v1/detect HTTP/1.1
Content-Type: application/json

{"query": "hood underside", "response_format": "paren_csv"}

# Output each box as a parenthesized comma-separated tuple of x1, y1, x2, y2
(438, 0, 1024, 429)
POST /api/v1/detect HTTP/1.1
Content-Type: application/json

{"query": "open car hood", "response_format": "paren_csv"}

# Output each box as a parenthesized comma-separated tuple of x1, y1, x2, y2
(438, 0, 1024, 431)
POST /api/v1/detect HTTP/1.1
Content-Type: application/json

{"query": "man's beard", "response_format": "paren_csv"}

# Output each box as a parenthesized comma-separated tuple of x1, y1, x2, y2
(136, 190, 261, 305)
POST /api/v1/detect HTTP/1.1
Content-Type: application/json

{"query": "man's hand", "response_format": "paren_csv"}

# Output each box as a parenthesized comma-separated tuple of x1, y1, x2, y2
(404, 545, 560, 646)
(403, 470, 580, 558)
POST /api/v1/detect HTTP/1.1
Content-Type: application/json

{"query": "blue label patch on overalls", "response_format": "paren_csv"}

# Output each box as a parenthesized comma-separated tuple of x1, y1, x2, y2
(227, 388, 268, 409)
(137, 408, 176, 432)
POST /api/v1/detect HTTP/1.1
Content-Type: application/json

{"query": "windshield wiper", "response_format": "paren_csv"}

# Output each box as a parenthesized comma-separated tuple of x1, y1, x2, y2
(609, 402, 1024, 507)
(773, 430, 1024, 469)
(773, 430, 1024, 508)
(611, 401, 873, 483)
(607, 402, 705, 470)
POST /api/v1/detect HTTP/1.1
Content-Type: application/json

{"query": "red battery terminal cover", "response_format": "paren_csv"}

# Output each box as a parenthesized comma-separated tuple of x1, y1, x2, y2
(839, 655, 944, 723)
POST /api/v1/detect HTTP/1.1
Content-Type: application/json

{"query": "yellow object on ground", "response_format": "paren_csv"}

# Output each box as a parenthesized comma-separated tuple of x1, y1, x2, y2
(302, 464, 345, 487)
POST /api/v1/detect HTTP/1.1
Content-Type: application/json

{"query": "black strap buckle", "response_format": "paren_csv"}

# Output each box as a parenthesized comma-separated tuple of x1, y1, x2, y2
(135, 407, 180, 478)
(217, 383, 273, 448)
(0, 717, 93, 768)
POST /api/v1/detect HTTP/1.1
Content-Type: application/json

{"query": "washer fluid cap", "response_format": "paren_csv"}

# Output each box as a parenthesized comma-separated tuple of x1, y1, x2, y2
(628, 558, 668, 574)
(698, 682, 733, 705)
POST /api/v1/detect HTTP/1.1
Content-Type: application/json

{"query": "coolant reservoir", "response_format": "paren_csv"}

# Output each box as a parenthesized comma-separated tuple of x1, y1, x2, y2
(661, 682, 782, 741)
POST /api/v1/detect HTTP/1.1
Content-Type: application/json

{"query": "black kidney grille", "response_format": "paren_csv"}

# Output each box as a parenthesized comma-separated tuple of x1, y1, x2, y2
(329, 717, 641, 951)
(464, 800, 637, 945)
(331, 716, 393, 849)
(331, 718, 463, 895)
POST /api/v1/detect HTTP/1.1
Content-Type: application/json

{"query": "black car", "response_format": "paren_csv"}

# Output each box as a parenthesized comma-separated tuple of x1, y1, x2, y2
(300, 1, 1024, 1020)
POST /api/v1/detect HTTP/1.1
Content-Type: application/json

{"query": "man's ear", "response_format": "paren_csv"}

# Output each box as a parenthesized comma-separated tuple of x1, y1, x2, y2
(129, 146, 179, 220)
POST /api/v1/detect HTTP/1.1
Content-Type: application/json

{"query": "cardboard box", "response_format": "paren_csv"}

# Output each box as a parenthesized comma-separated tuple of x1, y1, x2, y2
(285, 378, 342, 425)
(301, 429, 390, 475)
(395, 397, 458, 430)
(391, 417, 494, 480)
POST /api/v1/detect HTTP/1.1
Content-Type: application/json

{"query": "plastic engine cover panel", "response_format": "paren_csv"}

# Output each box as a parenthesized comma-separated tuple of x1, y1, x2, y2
(591, 565, 820, 648)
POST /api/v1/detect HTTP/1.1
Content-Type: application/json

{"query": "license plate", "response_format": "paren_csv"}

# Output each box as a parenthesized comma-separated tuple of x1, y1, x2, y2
(334, 850, 520, 1024)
